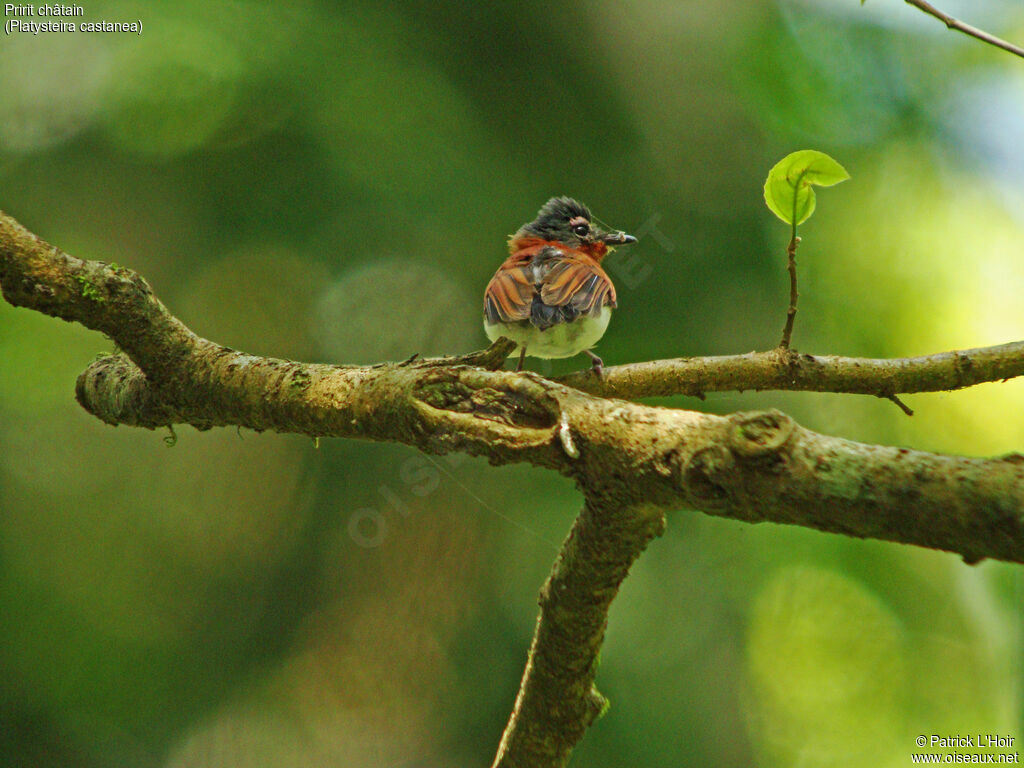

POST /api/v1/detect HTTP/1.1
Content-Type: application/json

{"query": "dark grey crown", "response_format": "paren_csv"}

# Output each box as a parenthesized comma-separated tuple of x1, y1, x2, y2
(521, 197, 592, 239)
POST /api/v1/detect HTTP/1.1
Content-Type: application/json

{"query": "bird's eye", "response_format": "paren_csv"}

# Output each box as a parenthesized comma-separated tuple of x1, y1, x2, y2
(572, 223, 589, 237)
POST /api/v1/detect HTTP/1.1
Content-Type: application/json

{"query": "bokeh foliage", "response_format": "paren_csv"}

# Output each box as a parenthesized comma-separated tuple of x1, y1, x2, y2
(1, 1, 1023, 766)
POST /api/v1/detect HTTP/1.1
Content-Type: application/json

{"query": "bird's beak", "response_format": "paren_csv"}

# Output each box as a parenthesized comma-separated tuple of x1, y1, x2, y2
(600, 230, 638, 245)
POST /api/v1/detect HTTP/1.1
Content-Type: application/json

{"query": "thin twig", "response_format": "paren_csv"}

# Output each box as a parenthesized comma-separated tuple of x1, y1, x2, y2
(882, 393, 914, 416)
(904, 0, 1024, 60)
(779, 234, 801, 349)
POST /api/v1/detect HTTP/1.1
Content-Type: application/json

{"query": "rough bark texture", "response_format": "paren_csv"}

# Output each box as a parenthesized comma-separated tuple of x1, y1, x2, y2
(493, 498, 667, 768)
(3, 209, 1024, 768)
(557, 342, 1024, 400)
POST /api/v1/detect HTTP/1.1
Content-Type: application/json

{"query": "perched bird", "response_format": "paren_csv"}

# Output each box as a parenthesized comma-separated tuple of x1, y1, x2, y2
(483, 197, 637, 376)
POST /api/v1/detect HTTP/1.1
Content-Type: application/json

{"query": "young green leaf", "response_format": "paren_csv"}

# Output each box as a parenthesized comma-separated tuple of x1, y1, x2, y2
(763, 150, 850, 226)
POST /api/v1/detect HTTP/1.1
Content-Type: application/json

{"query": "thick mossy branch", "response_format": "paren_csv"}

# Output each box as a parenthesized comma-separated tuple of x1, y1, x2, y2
(4, 209, 1024, 768)
(4, 207, 1024, 559)
(493, 497, 666, 768)
(684, 410, 1024, 565)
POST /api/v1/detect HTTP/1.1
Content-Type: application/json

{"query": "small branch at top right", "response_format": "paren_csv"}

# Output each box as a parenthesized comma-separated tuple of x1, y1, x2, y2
(900, 0, 1024, 60)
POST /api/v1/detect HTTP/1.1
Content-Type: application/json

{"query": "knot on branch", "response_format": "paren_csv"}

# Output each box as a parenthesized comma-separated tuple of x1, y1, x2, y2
(76, 353, 180, 429)
(414, 368, 559, 430)
(728, 409, 796, 460)
(679, 409, 797, 507)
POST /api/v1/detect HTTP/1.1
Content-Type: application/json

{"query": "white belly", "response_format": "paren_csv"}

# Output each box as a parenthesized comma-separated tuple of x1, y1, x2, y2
(484, 308, 612, 359)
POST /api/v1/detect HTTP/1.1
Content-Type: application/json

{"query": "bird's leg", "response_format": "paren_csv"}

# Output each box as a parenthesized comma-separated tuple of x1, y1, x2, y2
(584, 349, 604, 378)
(515, 347, 527, 372)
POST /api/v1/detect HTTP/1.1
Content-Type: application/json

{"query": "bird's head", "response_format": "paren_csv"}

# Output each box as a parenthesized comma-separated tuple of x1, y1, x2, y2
(511, 196, 636, 260)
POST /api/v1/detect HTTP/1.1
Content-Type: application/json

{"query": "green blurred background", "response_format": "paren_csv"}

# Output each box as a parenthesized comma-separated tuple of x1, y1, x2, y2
(2, 1, 1023, 765)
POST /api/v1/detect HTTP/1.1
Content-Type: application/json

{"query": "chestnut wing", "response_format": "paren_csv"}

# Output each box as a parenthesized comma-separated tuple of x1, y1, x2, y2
(484, 247, 617, 331)
(539, 252, 617, 316)
(484, 262, 534, 324)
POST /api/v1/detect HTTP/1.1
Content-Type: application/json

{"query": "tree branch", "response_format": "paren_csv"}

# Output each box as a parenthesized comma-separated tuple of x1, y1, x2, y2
(557, 341, 1024, 400)
(4, 209, 1024, 767)
(492, 496, 665, 768)
(903, 0, 1024, 60)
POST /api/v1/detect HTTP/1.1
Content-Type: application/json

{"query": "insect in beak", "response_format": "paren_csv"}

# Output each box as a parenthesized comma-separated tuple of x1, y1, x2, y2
(600, 231, 637, 245)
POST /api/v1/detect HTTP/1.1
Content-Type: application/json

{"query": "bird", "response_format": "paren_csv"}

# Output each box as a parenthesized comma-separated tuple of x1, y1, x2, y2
(483, 196, 637, 377)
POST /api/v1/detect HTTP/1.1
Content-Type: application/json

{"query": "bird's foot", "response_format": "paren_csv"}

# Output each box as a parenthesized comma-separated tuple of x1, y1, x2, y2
(515, 347, 527, 372)
(584, 350, 604, 378)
